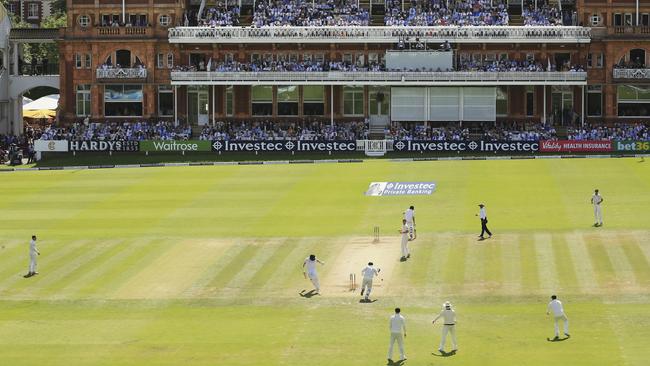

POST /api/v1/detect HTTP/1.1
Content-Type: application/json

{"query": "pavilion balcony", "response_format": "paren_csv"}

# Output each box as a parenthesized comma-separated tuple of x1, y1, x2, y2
(613, 68, 650, 80)
(168, 26, 591, 44)
(170, 70, 587, 86)
(96, 68, 148, 80)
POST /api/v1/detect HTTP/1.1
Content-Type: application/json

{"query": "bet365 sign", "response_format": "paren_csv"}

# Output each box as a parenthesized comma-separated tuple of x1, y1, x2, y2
(615, 141, 650, 152)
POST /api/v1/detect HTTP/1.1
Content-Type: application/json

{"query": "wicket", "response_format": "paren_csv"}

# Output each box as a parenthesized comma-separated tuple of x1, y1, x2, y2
(349, 273, 357, 291)
(373, 225, 380, 243)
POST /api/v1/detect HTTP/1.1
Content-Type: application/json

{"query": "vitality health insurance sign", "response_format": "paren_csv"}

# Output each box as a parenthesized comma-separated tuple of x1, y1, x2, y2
(539, 140, 612, 152)
(365, 182, 437, 196)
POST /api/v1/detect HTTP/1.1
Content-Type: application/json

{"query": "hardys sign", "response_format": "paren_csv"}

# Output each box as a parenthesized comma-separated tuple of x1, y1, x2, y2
(392, 140, 539, 153)
(211, 140, 357, 153)
(70, 140, 139, 152)
(365, 182, 437, 196)
(140, 140, 211, 152)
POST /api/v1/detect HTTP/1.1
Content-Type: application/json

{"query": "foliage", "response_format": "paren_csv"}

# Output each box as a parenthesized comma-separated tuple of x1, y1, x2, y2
(13, 12, 66, 65)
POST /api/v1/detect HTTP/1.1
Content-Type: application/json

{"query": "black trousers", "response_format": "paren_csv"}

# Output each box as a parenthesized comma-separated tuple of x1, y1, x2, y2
(480, 218, 492, 237)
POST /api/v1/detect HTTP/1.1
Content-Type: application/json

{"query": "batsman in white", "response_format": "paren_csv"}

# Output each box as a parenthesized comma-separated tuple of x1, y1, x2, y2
(404, 205, 416, 240)
(360, 262, 379, 301)
(547, 295, 569, 339)
(24, 235, 40, 278)
(302, 254, 324, 293)
(387, 307, 407, 363)
(399, 219, 410, 261)
(591, 189, 604, 227)
(432, 301, 458, 353)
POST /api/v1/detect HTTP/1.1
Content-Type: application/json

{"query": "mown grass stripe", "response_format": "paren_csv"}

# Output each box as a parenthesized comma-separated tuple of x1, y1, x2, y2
(601, 233, 640, 292)
(97, 239, 176, 298)
(565, 232, 599, 294)
(425, 233, 452, 297)
(0, 239, 31, 279)
(620, 241, 650, 285)
(205, 243, 263, 291)
(551, 234, 580, 293)
(181, 242, 246, 298)
(58, 239, 142, 298)
(246, 238, 292, 289)
(534, 233, 559, 293)
(443, 235, 468, 287)
(258, 237, 322, 294)
(0, 240, 87, 297)
(463, 235, 486, 293)
(585, 232, 618, 289)
(30, 241, 119, 298)
(499, 234, 522, 295)
(404, 235, 436, 287)
(519, 234, 540, 291)
(220, 240, 284, 293)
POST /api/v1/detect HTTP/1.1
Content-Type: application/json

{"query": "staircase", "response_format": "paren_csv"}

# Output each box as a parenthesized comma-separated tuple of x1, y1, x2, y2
(509, 14, 523, 25)
(369, 115, 389, 139)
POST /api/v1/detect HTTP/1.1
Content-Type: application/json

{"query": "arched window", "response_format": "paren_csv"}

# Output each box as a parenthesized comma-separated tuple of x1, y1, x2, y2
(115, 50, 132, 68)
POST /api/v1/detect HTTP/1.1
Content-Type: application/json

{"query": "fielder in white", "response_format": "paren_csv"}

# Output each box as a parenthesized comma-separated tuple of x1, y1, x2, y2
(399, 219, 410, 261)
(547, 295, 569, 339)
(404, 205, 416, 240)
(360, 262, 379, 301)
(302, 254, 324, 293)
(432, 301, 458, 353)
(25, 235, 40, 278)
(387, 308, 407, 362)
(591, 189, 604, 227)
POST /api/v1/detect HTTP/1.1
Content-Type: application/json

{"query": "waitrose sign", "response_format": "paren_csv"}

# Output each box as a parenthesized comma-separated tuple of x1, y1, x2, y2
(140, 140, 211, 152)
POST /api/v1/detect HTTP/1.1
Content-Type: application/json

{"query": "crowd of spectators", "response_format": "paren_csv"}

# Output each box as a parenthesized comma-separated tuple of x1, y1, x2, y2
(34, 122, 192, 141)
(174, 59, 385, 72)
(183, 3, 241, 27)
(386, 122, 558, 141)
(384, 0, 509, 26)
(252, 0, 369, 27)
(457, 58, 547, 72)
(523, 5, 562, 26)
(614, 59, 646, 69)
(387, 123, 471, 140)
(199, 120, 368, 140)
(567, 124, 650, 141)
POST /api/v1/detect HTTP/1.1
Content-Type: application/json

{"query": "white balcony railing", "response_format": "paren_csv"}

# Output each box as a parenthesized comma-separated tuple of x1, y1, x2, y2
(96, 68, 148, 79)
(613, 68, 650, 79)
(170, 71, 587, 86)
(168, 26, 591, 44)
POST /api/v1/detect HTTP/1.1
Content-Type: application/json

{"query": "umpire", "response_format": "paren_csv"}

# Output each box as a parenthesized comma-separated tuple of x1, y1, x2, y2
(477, 204, 492, 240)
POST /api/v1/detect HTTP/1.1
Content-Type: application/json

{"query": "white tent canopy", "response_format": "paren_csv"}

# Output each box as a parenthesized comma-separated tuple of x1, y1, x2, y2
(23, 94, 59, 111)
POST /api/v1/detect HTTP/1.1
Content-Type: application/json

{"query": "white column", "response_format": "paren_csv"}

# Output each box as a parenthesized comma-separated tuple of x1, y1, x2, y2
(122, 0, 126, 24)
(212, 85, 216, 125)
(174, 85, 178, 126)
(12, 42, 18, 75)
(637, 0, 640, 25)
(543, 86, 547, 125)
(330, 85, 334, 127)
(581, 85, 585, 127)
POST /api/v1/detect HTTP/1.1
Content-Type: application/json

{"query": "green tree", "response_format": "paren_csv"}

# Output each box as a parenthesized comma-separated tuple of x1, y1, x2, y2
(13, 12, 67, 70)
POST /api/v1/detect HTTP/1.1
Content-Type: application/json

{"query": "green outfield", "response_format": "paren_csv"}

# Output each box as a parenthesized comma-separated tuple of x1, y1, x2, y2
(0, 158, 649, 366)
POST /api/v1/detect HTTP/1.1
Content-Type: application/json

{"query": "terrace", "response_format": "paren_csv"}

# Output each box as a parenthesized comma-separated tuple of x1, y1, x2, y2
(170, 70, 587, 86)
(167, 26, 591, 44)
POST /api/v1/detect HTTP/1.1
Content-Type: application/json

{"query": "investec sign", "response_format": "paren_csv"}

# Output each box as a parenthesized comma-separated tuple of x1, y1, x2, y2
(70, 140, 139, 152)
(140, 140, 211, 152)
(211, 140, 357, 152)
(393, 140, 539, 153)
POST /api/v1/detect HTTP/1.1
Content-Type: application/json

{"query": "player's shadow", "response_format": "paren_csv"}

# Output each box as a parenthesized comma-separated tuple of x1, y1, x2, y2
(299, 290, 319, 298)
(547, 335, 570, 342)
(359, 299, 378, 303)
(386, 359, 405, 366)
(432, 350, 456, 357)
